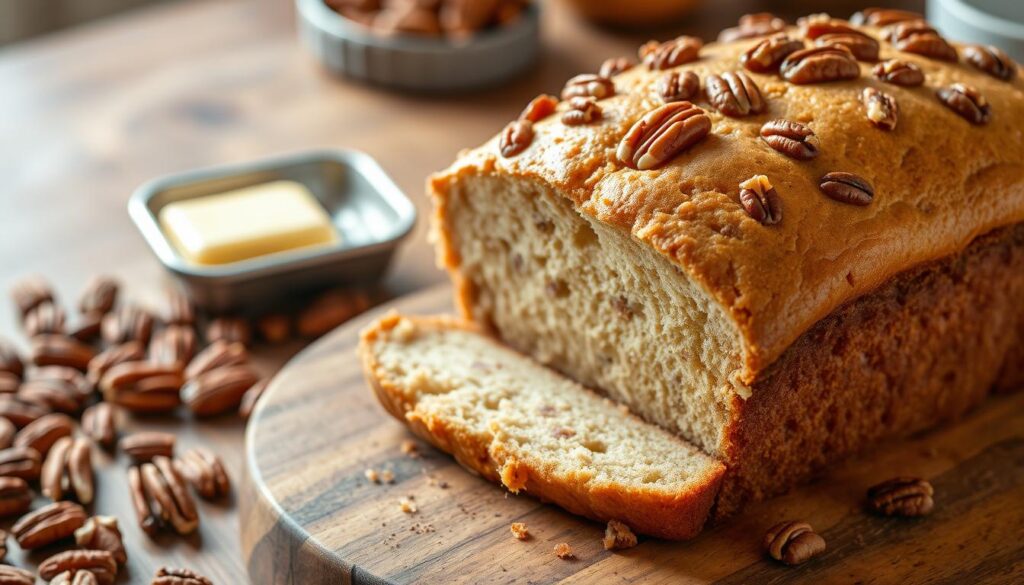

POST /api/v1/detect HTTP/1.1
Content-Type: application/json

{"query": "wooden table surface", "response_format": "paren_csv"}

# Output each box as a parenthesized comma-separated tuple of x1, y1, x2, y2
(0, 0, 923, 581)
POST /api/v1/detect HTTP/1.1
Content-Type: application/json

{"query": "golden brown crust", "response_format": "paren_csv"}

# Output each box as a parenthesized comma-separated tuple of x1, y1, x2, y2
(714, 222, 1024, 518)
(430, 25, 1024, 383)
(358, 314, 725, 540)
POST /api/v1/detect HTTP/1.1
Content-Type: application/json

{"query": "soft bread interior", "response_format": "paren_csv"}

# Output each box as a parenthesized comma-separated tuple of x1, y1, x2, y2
(435, 175, 745, 456)
(360, 313, 725, 539)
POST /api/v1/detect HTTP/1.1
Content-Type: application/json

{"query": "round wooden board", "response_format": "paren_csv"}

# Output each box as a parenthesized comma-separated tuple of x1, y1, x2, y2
(240, 284, 1024, 585)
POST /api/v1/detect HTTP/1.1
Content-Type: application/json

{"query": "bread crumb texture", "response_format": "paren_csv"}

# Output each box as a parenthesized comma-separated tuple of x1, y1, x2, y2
(554, 542, 574, 560)
(603, 520, 638, 550)
(510, 522, 530, 541)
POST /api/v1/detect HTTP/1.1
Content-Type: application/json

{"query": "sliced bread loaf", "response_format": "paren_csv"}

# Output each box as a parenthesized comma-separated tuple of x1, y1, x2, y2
(359, 312, 725, 540)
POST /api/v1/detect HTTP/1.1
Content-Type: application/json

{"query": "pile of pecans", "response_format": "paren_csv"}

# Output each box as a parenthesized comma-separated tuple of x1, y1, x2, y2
(1, 274, 372, 583)
(324, 0, 529, 39)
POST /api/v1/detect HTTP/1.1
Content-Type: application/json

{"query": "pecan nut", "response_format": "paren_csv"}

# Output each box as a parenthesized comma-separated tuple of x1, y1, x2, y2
(239, 377, 270, 420)
(763, 520, 827, 566)
(741, 34, 804, 73)
(78, 276, 119, 316)
(781, 45, 860, 84)
(296, 289, 371, 338)
(68, 312, 103, 343)
(149, 325, 198, 368)
(815, 33, 879, 62)
(11, 276, 54, 318)
(12, 500, 87, 549)
(598, 56, 633, 78)
(256, 314, 291, 344)
(0, 446, 42, 480)
(617, 102, 711, 170)
(101, 305, 155, 346)
(137, 456, 200, 535)
(499, 120, 533, 158)
(30, 365, 92, 399)
(182, 365, 260, 417)
(99, 362, 183, 413)
(963, 44, 1017, 81)
(18, 379, 86, 415)
(706, 71, 765, 117)
(0, 418, 15, 450)
(0, 372, 17, 395)
(0, 477, 32, 518)
(39, 550, 117, 585)
(718, 12, 786, 42)
(128, 466, 159, 536)
(31, 335, 97, 371)
(41, 436, 93, 504)
(81, 403, 118, 449)
(0, 340, 24, 378)
(0, 396, 50, 428)
(152, 567, 213, 585)
(51, 570, 101, 585)
(887, 21, 957, 61)
(14, 413, 74, 457)
(861, 87, 898, 130)
(851, 8, 922, 27)
(820, 172, 875, 206)
(24, 302, 66, 338)
(518, 94, 559, 124)
(561, 74, 615, 101)
(87, 341, 146, 386)
(639, 36, 702, 70)
(121, 431, 176, 463)
(655, 70, 700, 103)
(561, 97, 602, 126)
(936, 83, 991, 125)
(867, 477, 935, 517)
(175, 447, 231, 499)
(75, 516, 127, 565)
(760, 119, 820, 160)
(872, 59, 924, 86)
(163, 287, 194, 325)
(739, 175, 782, 225)
(205, 317, 252, 347)
(0, 565, 34, 585)
(184, 341, 248, 380)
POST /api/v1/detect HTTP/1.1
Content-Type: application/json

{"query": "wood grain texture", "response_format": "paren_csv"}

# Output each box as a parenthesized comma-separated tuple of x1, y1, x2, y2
(242, 284, 1024, 585)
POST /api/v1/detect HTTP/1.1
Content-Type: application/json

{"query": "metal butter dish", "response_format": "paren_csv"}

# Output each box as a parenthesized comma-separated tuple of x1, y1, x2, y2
(129, 150, 415, 312)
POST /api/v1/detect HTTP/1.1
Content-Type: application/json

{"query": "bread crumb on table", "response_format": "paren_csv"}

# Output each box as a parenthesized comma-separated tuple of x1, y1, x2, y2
(380, 469, 395, 484)
(401, 440, 420, 458)
(365, 469, 380, 483)
(399, 497, 418, 514)
(510, 522, 530, 541)
(554, 542, 574, 559)
(603, 520, 638, 550)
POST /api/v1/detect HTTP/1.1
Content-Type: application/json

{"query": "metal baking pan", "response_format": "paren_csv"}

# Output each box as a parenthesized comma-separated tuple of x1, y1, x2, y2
(128, 149, 416, 313)
(296, 0, 540, 91)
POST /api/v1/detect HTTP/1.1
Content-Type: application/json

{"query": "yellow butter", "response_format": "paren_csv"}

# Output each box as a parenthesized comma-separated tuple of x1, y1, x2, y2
(159, 180, 339, 265)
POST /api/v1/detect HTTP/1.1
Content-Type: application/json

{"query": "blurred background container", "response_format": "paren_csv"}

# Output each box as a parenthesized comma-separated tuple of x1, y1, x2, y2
(0, 0, 167, 44)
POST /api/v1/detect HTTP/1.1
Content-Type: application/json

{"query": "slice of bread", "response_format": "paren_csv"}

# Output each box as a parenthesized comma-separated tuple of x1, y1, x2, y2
(359, 312, 725, 540)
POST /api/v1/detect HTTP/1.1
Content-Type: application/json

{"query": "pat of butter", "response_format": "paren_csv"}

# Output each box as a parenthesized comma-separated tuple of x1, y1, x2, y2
(160, 181, 339, 265)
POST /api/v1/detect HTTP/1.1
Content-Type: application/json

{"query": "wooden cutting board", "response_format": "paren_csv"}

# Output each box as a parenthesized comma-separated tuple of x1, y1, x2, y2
(239, 284, 1024, 585)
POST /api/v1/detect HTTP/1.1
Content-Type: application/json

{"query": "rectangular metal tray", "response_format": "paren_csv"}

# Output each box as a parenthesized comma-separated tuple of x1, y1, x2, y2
(129, 149, 416, 313)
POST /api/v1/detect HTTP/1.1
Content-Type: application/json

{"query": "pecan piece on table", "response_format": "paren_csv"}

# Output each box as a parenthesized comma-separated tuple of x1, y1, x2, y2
(617, 102, 711, 170)
(163, 287, 194, 326)
(598, 56, 633, 78)
(0, 565, 34, 585)
(128, 466, 159, 536)
(101, 305, 155, 346)
(68, 311, 103, 343)
(872, 59, 924, 86)
(185, 341, 248, 380)
(655, 70, 699, 103)
(18, 379, 85, 415)
(963, 44, 1017, 81)
(182, 364, 260, 417)
(31, 335, 96, 371)
(741, 34, 804, 73)
(205, 316, 252, 347)
(24, 302, 66, 338)
(13, 413, 74, 457)
(561, 97, 602, 126)
(739, 175, 782, 225)
(706, 71, 765, 117)
(639, 36, 702, 70)
(49, 570, 99, 585)
(12, 500, 87, 549)
(718, 12, 786, 42)
(256, 313, 291, 344)
(936, 83, 991, 125)
(851, 7, 922, 27)
(149, 325, 198, 368)
(861, 87, 898, 130)
(0, 446, 43, 481)
(11, 276, 55, 319)
(561, 74, 615, 101)
(30, 365, 93, 400)
(75, 516, 128, 565)
(760, 119, 820, 160)
(99, 361, 183, 414)
(121, 431, 176, 463)
(87, 341, 146, 386)
(0, 340, 24, 378)
(0, 477, 32, 518)
(819, 172, 875, 206)
(39, 550, 117, 585)
(41, 436, 94, 504)
(152, 567, 213, 585)
(867, 477, 935, 517)
(175, 447, 231, 499)
(295, 289, 371, 338)
(78, 276, 119, 317)
(0, 372, 18, 395)
(763, 520, 827, 566)
(138, 456, 200, 535)
(239, 377, 270, 420)
(81, 403, 118, 449)
(0, 396, 51, 428)
(780, 45, 860, 84)
(499, 120, 534, 158)
(0, 418, 16, 450)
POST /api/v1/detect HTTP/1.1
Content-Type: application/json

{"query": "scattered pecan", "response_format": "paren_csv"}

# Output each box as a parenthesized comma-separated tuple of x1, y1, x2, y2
(128, 466, 159, 536)
(101, 305, 155, 346)
(655, 70, 700, 103)
(872, 59, 924, 86)
(0, 446, 42, 480)
(185, 341, 246, 381)
(68, 312, 103, 343)
(706, 71, 765, 117)
(139, 456, 200, 535)
(239, 377, 270, 420)
(18, 379, 86, 414)
(639, 36, 702, 70)
(718, 12, 786, 42)
(182, 364, 260, 417)
(499, 120, 533, 158)
(81, 403, 117, 449)
(0, 418, 15, 449)
(739, 175, 782, 225)
(0, 372, 16, 394)
(603, 519, 638, 550)
(87, 341, 146, 386)
(149, 325, 198, 368)
(205, 317, 252, 347)
(561, 74, 615, 101)
(78, 276, 119, 316)
(887, 21, 957, 61)
(31, 335, 97, 371)
(936, 83, 991, 125)
(851, 8, 922, 27)
(867, 477, 935, 517)
(815, 33, 879, 62)
(0, 340, 24, 378)
(256, 314, 291, 344)
(0, 477, 32, 518)
(598, 56, 633, 78)
(175, 447, 231, 499)
(763, 520, 826, 566)
(820, 172, 875, 206)
(0, 396, 50, 428)
(13, 413, 74, 456)
(39, 550, 117, 585)
(50, 571, 100, 585)
(561, 97, 602, 125)
(0, 565, 34, 585)
(12, 500, 87, 549)
(99, 362, 183, 413)
(152, 567, 213, 585)
(11, 276, 54, 318)
(41, 436, 93, 504)
(163, 287, 194, 325)
(742, 34, 804, 73)
(617, 102, 711, 170)
(121, 432, 176, 463)
(24, 302, 66, 338)
(861, 87, 898, 130)
(781, 45, 860, 84)
(75, 516, 127, 565)
(296, 289, 371, 337)
(963, 44, 1017, 81)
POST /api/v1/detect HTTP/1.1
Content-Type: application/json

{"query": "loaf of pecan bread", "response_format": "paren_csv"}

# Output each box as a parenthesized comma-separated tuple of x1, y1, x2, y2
(429, 8, 1024, 521)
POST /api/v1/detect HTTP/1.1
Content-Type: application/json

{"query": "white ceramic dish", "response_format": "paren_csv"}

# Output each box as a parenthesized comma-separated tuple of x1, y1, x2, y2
(928, 0, 1024, 61)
